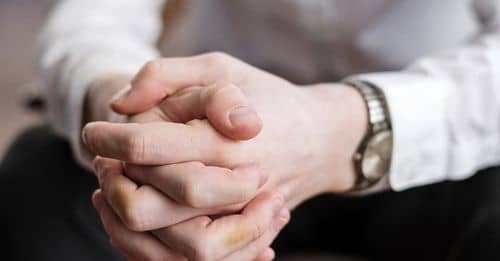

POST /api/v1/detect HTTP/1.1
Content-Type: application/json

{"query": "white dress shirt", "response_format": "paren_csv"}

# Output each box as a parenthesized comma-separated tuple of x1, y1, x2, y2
(38, 0, 500, 191)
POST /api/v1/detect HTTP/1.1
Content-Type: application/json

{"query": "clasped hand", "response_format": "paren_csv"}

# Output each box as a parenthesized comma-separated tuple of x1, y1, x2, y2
(82, 52, 367, 260)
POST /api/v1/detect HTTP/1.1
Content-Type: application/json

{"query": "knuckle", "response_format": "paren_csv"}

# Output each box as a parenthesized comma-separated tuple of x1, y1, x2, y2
(267, 191, 285, 207)
(203, 85, 224, 109)
(163, 217, 211, 261)
(202, 52, 232, 77)
(188, 120, 238, 166)
(179, 179, 205, 208)
(204, 52, 231, 65)
(92, 157, 106, 173)
(211, 143, 235, 166)
(121, 132, 146, 163)
(188, 239, 211, 261)
(221, 169, 256, 202)
(205, 82, 239, 105)
(132, 60, 165, 89)
(140, 60, 164, 78)
(97, 164, 113, 182)
(99, 161, 116, 175)
(109, 186, 147, 231)
(120, 200, 147, 231)
(95, 162, 119, 187)
(250, 220, 265, 241)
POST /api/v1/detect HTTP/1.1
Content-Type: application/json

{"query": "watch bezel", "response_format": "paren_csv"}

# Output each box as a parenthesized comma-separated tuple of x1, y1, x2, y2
(353, 130, 391, 190)
(360, 130, 392, 180)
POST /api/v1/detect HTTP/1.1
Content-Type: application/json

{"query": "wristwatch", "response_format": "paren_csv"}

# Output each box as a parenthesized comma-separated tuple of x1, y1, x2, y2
(343, 80, 393, 191)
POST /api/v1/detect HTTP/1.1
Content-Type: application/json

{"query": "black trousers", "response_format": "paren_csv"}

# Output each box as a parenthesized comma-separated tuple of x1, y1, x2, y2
(1, 126, 500, 261)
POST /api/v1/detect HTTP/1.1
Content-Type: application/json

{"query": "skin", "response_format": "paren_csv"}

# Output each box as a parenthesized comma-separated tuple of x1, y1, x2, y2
(92, 159, 288, 261)
(83, 52, 368, 260)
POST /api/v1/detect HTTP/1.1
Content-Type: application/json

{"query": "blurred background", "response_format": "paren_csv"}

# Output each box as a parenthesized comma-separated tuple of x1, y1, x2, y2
(0, 0, 52, 159)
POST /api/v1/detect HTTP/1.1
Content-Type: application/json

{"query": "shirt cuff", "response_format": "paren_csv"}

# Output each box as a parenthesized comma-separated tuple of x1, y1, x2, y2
(347, 72, 452, 191)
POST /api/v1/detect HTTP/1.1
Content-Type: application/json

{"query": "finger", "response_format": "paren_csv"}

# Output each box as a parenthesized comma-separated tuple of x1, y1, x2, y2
(91, 190, 186, 260)
(225, 209, 289, 261)
(124, 161, 268, 208)
(202, 82, 262, 140)
(83, 121, 225, 165)
(111, 52, 248, 115)
(153, 191, 288, 261)
(126, 86, 204, 124)
(253, 248, 276, 261)
(157, 82, 262, 140)
(93, 157, 227, 231)
(225, 215, 285, 261)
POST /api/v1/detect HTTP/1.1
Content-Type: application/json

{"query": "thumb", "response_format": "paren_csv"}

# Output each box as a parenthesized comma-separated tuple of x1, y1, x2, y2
(154, 82, 263, 140)
(110, 54, 246, 115)
(201, 82, 263, 140)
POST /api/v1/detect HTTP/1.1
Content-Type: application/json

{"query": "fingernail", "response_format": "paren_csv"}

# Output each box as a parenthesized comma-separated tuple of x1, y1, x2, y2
(273, 207, 290, 232)
(229, 106, 257, 128)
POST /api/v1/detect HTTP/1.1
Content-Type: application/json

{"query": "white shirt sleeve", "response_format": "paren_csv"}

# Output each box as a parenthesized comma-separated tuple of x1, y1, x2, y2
(37, 0, 164, 168)
(350, 1, 500, 191)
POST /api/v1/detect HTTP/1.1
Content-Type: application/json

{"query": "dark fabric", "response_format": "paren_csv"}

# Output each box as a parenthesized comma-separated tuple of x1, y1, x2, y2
(0, 126, 124, 261)
(1, 126, 500, 261)
(274, 165, 500, 260)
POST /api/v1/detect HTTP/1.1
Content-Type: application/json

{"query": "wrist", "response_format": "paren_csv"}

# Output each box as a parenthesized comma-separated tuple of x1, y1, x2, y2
(306, 83, 368, 193)
(83, 73, 133, 124)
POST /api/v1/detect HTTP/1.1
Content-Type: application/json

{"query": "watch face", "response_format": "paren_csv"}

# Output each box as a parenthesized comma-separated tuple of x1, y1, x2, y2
(361, 131, 392, 180)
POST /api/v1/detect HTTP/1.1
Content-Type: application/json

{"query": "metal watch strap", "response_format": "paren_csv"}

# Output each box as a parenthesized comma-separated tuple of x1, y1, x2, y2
(344, 80, 392, 191)
(352, 80, 390, 132)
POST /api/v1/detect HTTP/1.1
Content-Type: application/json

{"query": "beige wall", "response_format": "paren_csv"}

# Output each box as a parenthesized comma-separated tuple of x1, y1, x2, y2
(0, 0, 51, 159)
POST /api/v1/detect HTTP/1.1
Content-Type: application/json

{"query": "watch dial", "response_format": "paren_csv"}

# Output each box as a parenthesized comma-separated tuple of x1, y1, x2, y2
(362, 131, 392, 180)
